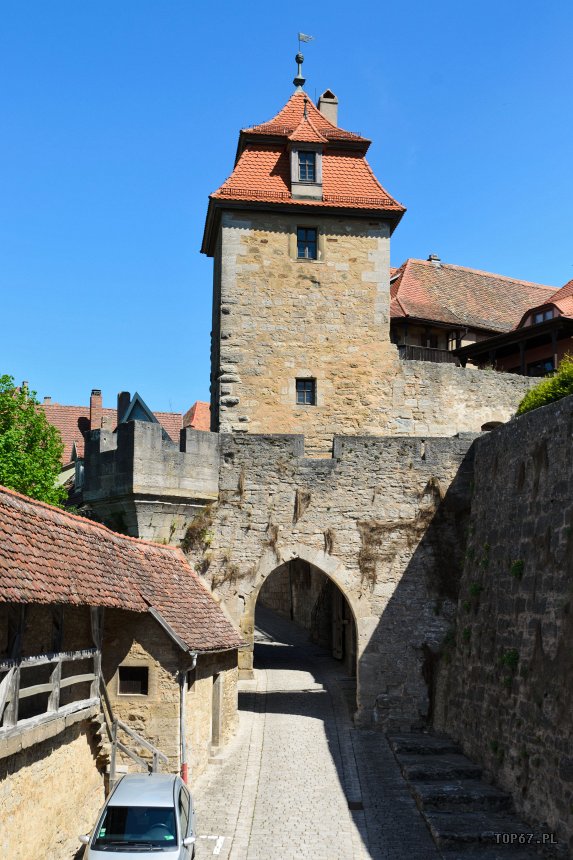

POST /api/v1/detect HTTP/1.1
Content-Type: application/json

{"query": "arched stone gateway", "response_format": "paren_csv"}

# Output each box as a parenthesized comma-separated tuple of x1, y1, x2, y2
(219, 544, 374, 721)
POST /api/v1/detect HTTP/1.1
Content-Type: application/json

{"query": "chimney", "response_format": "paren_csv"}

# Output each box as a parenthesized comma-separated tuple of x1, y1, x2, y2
(317, 89, 338, 126)
(117, 391, 131, 424)
(427, 253, 441, 267)
(90, 389, 103, 430)
(43, 396, 52, 405)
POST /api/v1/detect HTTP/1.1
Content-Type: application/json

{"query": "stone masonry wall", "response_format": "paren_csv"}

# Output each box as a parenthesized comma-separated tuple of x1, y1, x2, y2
(211, 209, 535, 454)
(102, 610, 185, 773)
(83, 423, 220, 540)
(102, 610, 237, 781)
(434, 394, 573, 851)
(213, 210, 395, 454)
(0, 720, 104, 860)
(184, 431, 476, 729)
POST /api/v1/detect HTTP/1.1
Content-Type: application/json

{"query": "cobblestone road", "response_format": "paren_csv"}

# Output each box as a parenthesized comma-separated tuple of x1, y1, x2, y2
(193, 608, 440, 860)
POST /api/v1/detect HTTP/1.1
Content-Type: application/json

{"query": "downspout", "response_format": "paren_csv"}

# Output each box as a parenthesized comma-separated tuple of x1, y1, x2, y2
(179, 652, 197, 785)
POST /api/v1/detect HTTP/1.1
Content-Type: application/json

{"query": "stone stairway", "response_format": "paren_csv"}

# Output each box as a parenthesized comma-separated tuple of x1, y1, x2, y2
(388, 733, 566, 859)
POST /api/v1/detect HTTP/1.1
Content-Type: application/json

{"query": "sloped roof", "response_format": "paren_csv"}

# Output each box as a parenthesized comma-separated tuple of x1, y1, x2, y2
(549, 279, 573, 317)
(43, 403, 184, 464)
(0, 486, 242, 653)
(288, 115, 328, 144)
(182, 401, 211, 431)
(513, 277, 573, 329)
(202, 90, 404, 254)
(390, 258, 555, 333)
(244, 90, 368, 143)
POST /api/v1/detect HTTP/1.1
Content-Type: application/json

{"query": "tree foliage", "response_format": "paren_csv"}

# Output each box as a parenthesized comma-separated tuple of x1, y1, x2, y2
(516, 356, 573, 416)
(0, 375, 66, 506)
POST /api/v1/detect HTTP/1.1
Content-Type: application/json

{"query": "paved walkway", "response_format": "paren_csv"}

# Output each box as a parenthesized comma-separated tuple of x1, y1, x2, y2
(193, 607, 440, 860)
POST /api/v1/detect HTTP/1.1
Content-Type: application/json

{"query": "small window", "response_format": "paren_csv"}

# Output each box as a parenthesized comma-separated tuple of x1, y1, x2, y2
(297, 227, 317, 260)
(298, 152, 316, 182)
(296, 378, 316, 406)
(118, 666, 149, 696)
(544, 309, 554, 321)
(534, 312, 544, 324)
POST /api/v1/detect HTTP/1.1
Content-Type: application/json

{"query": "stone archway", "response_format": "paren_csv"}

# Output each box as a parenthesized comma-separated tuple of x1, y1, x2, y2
(233, 544, 368, 715)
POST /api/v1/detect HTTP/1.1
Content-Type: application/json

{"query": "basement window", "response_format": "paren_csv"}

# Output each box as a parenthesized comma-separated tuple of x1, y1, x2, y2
(118, 665, 149, 696)
(296, 378, 316, 406)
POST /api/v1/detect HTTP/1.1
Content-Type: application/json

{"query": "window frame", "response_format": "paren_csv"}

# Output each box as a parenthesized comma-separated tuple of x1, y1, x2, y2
(298, 151, 316, 183)
(295, 378, 317, 406)
(117, 665, 149, 697)
(296, 227, 318, 261)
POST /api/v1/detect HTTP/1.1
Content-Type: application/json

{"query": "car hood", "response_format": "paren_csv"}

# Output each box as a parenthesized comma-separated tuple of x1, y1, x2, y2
(86, 847, 181, 859)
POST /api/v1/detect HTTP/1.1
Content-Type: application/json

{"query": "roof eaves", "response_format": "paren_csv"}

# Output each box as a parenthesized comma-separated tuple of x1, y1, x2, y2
(147, 605, 195, 654)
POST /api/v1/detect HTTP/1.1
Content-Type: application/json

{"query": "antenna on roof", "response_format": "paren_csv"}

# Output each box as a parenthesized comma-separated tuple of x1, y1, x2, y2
(294, 33, 314, 91)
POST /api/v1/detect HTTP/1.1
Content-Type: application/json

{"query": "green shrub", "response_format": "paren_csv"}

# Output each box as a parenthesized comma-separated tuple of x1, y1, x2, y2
(510, 559, 524, 579)
(517, 356, 573, 415)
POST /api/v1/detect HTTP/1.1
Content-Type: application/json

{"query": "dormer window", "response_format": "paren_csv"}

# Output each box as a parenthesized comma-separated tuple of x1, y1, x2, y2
(289, 145, 323, 200)
(298, 152, 316, 182)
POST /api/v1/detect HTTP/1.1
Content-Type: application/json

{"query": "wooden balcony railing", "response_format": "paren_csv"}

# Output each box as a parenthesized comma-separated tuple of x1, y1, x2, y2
(0, 648, 100, 735)
(397, 344, 460, 365)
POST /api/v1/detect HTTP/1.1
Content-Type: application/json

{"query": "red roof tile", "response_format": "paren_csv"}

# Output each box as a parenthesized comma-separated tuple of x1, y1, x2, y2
(212, 147, 403, 212)
(0, 485, 242, 653)
(390, 258, 555, 333)
(288, 115, 328, 144)
(182, 401, 211, 431)
(244, 91, 367, 143)
(202, 90, 404, 254)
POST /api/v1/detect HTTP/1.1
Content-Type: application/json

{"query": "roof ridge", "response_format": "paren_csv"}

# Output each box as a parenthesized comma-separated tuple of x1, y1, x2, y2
(0, 484, 184, 554)
(407, 258, 555, 289)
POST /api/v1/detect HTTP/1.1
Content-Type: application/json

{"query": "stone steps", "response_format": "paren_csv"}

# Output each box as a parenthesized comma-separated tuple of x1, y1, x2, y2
(388, 733, 565, 859)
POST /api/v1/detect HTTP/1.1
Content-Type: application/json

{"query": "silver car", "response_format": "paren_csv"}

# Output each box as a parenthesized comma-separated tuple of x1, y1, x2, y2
(80, 773, 196, 858)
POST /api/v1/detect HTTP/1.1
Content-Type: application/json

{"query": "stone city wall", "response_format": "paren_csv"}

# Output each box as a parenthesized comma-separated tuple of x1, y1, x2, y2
(184, 430, 476, 729)
(211, 210, 535, 453)
(0, 719, 104, 860)
(434, 394, 573, 851)
(83, 423, 220, 540)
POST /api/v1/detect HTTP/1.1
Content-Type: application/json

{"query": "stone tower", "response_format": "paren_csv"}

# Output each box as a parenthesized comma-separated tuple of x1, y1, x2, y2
(202, 69, 405, 454)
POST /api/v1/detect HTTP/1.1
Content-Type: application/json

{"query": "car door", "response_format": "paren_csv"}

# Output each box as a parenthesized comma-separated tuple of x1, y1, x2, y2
(178, 785, 193, 857)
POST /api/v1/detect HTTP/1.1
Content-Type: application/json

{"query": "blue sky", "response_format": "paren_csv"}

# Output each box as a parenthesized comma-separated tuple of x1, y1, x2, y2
(1, 1, 572, 412)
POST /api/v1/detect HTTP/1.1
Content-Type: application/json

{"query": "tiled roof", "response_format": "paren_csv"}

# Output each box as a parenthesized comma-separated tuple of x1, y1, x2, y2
(182, 401, 211, 431)
(212, 147, 403, 211)
(390, 259, 555, 333)
(0, 486, 242, 653)
(43, 403, 184, 464)
(244, 91, 368, 143)
(549, 279, 573, 317)
(288, 115, 328, 144)
(202, 90, 404, 253)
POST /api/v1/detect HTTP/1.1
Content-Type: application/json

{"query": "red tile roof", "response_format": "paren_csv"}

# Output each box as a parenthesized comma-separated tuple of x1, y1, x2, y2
(513, 277, 573, 328)
(43, 402, 185, 464)
(0, 485, 242, 653)
(212, 147, 403, 212)
(244, 91, 368, 143)
(390, 258, 555, 333)
(202, 90, 405, 254)
(182, 401, 211, 431)
(288, 115, 328, 144)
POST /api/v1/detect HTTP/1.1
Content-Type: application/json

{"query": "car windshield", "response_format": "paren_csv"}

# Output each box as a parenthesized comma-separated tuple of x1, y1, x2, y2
(93, 805, 177, 849)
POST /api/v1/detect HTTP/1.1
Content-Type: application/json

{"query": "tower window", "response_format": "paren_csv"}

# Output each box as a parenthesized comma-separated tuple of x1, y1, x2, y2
(296, 378, 316, 405)
(297, 227, 317, 260)
(298, 152, 316, 182)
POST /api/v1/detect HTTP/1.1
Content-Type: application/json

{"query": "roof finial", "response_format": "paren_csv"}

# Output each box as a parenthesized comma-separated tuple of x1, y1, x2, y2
(294, 33, 314, 90)
(293, 52, 305, 90)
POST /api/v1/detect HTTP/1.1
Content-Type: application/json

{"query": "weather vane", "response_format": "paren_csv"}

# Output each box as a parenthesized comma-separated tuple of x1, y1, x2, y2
(294, 32, 314, 90)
